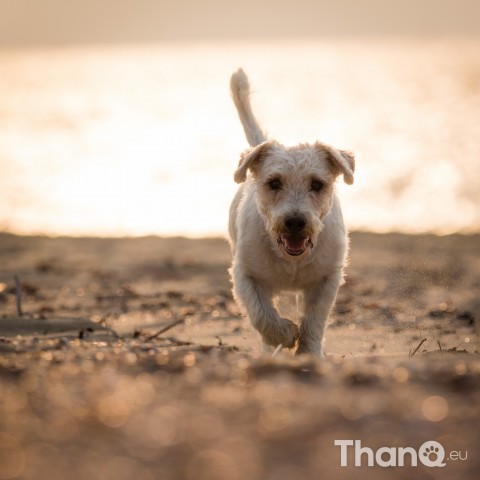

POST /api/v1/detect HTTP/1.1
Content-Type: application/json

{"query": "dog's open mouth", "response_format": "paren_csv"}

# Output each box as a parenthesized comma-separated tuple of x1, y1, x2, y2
(279, 234, 312, 256)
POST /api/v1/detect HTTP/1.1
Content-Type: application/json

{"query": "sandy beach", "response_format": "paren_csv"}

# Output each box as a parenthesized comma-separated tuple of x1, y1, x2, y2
(0, 231, 479, 479)
(1, 1, 479, 479)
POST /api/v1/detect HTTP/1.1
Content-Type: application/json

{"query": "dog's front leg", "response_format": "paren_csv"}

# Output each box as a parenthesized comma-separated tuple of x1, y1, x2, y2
(296, 271, 343, 356)
(233, 268, 299, 350)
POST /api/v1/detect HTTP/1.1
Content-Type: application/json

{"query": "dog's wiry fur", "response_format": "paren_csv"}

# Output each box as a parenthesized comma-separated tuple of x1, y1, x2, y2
(228, 69, 355, 356)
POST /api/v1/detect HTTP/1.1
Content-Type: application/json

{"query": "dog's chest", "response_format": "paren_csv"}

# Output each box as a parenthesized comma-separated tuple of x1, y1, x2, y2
(261, 257, 325, 290)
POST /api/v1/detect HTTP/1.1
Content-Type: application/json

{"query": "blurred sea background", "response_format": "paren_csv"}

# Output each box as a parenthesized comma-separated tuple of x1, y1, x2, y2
(1, 1, 479, 237)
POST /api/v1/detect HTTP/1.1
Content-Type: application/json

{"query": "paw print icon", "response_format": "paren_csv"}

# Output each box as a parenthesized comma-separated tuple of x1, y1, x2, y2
(419, 441, 446, 467)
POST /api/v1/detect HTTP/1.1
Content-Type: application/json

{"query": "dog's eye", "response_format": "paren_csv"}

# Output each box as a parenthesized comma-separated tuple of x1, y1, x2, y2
(268, 179, 282, 191)
(311, 180, 324, 192)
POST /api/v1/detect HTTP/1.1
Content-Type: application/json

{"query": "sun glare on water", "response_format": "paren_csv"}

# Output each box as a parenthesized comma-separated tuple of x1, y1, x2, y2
(0, 40, 479, 237)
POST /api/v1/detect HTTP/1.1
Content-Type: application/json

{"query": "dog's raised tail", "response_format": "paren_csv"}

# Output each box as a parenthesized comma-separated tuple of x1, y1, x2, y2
(230, 69, 267, 147)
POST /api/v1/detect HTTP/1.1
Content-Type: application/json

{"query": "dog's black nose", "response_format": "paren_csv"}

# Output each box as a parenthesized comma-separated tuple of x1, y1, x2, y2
(284, 216, 306, 233)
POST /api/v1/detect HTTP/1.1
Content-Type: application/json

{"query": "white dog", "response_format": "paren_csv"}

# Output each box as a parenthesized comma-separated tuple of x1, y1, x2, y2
(228, 69, 355, 356)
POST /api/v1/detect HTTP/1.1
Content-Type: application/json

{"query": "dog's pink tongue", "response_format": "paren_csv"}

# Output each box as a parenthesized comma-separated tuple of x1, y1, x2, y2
(282, 235, 307, 253)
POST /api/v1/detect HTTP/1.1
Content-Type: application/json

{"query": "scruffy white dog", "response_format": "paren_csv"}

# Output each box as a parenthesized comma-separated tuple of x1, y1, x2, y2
(228, 69, 355, 356)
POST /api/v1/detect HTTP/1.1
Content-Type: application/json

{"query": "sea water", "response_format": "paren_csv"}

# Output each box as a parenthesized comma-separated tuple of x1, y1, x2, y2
(1, 39, 479, 236)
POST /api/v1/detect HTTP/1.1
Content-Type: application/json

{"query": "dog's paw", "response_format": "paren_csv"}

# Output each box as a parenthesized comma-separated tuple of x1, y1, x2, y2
(295, 339, 323, 357)
(262, 318, 299, 349)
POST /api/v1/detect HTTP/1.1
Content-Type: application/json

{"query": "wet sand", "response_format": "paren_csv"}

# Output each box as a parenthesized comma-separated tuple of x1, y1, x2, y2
(0, 232, 479, 479)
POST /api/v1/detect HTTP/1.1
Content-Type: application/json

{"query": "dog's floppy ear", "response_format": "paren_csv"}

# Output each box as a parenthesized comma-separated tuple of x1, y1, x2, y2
(234, 141, 272, 183)
(317, 143, 355, 185)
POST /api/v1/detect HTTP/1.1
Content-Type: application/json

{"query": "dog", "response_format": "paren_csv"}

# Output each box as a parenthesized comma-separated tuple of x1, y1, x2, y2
(228, 69, 355, 356)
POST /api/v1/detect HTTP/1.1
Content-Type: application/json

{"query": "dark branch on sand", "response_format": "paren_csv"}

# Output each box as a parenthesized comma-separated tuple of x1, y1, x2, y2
(410, 338, 427, 357)
(146, 318, 185, 341)
(165, 336, 193, 346)
(14, 275, 23, 317)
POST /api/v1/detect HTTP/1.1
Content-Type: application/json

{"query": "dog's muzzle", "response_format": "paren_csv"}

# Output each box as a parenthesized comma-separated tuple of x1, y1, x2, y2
(278, 234, 313, 256)
(278, 215, 313, 256)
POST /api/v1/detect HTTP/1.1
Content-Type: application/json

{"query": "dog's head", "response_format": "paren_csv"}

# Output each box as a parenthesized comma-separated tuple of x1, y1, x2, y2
(234, 140, 354, 260)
